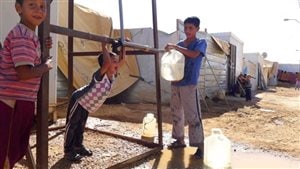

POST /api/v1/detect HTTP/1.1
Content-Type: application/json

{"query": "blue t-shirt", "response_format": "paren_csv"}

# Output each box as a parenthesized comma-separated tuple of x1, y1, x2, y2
(173, 38, 207, 86)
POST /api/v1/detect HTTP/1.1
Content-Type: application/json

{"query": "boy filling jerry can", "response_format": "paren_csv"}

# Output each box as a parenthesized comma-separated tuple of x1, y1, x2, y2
(204, 128, 231, 169)
(141, 113, 157, 138)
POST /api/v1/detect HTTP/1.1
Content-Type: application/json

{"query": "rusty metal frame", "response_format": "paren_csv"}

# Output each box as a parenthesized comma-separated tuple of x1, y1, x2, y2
(34, 0, 163, 168)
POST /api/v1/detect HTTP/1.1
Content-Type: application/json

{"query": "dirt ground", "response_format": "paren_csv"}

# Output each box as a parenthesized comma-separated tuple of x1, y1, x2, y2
(76, 82, 300, 159)
(15, 82, 300, 168)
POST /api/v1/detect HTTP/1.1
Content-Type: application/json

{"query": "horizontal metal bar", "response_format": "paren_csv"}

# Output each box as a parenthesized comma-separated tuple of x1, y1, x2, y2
(72, 52, 101, 56)
(50, 24, 116, 44)
(30, 129, 65, 149)
(30, 124, 65, 134)
(86, 127, 160, 148)
(49, 25, 164, 55)
(71, 50, 158, 56)
(126, 50, 157, 55)
(107, 147, 162, 169)
(123, 41, 165, 53)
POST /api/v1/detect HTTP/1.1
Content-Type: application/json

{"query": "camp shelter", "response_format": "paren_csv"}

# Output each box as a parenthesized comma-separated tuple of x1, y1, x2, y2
(263, 60, 279, 86)
(278, 64, 300, 84)
(56, 2, 140, 98)
(211, 32, 244, 78)
(244, 53, 266, 90)
(114, 19, 231, 104)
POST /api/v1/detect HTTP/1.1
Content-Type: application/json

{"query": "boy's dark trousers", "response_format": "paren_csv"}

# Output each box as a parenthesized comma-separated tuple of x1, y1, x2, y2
(64, 95, 89, 153)
(245, 87, 252, 101)
(0, 100, 35, 169)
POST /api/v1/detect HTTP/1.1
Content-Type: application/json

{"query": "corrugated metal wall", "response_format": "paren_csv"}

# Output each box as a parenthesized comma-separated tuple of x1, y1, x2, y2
(200, 33, 227, 98)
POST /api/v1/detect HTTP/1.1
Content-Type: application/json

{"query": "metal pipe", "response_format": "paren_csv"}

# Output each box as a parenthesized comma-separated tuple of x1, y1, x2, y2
(118, 0, 125, 42)
(36, 0, 51, 167)
(71, 50, 157, 56)
(122, 41, 165, 53)
(151, 0, 163, 146)
(50, 25, 115, 43)
(283, 18, 300, 24)
(86, 128, 159, 148)
(67, 1, 75, 97)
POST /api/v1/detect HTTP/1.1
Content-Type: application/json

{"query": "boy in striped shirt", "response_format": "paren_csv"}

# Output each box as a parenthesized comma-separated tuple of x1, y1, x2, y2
(0, 0, 53, 168)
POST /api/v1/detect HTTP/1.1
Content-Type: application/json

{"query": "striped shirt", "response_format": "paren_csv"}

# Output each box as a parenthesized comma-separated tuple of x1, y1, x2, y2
(0, 23, 41, 102)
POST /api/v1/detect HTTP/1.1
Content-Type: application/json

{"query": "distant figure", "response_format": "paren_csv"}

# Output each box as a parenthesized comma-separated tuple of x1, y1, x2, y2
(295, 77, 300, 90)
(231, 73, 246, 97)
(164, 16, 207, 159)
(244, 75, 252, 101)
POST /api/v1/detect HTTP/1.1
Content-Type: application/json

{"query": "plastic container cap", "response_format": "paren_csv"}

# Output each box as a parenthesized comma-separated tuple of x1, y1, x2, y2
(161, 49, 185, 81)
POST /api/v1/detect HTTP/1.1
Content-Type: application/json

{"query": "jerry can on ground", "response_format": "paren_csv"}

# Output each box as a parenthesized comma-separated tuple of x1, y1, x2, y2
(141, 113, 157, 138)
(160, 49, 185, 81)
(204, 128, 231, 169)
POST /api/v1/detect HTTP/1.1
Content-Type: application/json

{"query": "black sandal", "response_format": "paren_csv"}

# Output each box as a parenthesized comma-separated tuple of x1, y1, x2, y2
(167, 140, 186, 149)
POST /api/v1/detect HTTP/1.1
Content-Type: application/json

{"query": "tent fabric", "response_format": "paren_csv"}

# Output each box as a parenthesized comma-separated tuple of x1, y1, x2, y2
(57, 2, 140, 97)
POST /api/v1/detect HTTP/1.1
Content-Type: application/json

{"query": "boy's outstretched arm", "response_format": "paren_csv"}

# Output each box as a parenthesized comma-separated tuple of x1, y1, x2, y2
(100, 42, 111, 75)
(165, 43, 200, 58)
(118, 46, 126, 67)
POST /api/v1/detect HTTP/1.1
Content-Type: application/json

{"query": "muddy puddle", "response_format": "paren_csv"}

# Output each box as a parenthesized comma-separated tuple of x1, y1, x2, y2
(145, 132, 300, 168)
(147, 145, 300, 169)
(230, 143, 300, 168)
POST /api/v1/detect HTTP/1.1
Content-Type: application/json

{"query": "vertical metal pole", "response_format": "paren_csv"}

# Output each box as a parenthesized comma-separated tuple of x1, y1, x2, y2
(36, 0, 51, 168)
(68, 0, 74, 97)
(118, 0, 125, 42)
(151, 0, 163, 146)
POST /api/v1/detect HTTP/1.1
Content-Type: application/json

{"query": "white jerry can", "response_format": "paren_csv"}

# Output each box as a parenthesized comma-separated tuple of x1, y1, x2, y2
(141, 113, 157, 138)
(204, 128, 231, 169)
(161, 49, 185, 81)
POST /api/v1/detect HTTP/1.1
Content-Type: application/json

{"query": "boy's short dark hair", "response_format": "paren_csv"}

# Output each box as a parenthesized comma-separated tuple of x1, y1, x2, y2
(97, 52, 118, 67)
(16, 0, 23, 5)
(184, 16, 200, 28)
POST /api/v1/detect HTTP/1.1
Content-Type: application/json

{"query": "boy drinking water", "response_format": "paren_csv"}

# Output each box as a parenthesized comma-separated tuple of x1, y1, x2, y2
(64, 42, 125, 162)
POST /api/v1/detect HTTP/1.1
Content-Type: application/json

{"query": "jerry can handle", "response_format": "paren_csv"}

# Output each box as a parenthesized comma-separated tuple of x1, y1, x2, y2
(211, 128, 223, 135)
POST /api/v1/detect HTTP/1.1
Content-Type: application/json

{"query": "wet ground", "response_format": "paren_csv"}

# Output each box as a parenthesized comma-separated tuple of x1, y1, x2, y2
(15, 84, 300, 168)
(143, 146, 300, 169)
(15, 117, 300, 169)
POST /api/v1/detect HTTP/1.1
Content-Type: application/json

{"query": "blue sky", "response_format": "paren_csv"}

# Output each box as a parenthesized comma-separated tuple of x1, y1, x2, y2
(76, 0, 300, 64)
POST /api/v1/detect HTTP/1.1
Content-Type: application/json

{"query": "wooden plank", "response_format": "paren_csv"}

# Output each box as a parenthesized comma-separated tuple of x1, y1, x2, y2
(107, 148, 162, 169)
